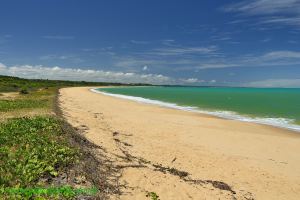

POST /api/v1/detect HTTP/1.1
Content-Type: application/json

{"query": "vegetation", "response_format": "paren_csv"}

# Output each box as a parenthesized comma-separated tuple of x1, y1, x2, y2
(146, 192, 160, 200)
(0, 75, 144, 199)
(0, 117, 78, 187)
(0, 89, 53, 113)
(0, 75, 150, 93)
(19, 87, 29, 94)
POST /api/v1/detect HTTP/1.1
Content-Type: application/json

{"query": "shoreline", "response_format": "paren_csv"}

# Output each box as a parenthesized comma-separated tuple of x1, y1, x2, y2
(60, 87, 300, 199)
(91, 88, 300, 133)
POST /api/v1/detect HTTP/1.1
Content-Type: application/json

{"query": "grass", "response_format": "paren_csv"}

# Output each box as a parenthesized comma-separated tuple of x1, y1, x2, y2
(0, 98, 48, 112)
(0, 88, 55, 113)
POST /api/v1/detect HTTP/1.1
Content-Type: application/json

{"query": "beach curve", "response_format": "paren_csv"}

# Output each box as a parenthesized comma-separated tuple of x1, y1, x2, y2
(59, 87, 300, 200)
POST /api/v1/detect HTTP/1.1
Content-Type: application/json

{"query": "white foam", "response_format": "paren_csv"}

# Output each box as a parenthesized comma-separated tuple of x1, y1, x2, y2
(91, 88, 300, 132)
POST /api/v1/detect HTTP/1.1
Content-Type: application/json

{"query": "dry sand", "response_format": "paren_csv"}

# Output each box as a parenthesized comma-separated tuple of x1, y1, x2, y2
(0, 92, 19, 99)
(59, 87, 300, 200)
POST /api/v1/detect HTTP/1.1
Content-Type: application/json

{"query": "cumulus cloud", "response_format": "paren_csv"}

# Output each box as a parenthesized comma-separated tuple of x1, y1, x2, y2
(0, 63, 7, 70)
(180, 78, 204, 84)
(244, 79, 300, 88)
(0, 63, 173, 84)
(0, 63, 224, 86)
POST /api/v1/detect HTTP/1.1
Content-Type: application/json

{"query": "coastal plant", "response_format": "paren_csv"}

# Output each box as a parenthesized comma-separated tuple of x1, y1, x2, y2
(0, 75, 120, 199)
(0, 88, 54, 112)
(0, 117, 78, 188)
(19, 87, 29, 94)
(146, 191, 160, 200)
(0, 98, 49, 112)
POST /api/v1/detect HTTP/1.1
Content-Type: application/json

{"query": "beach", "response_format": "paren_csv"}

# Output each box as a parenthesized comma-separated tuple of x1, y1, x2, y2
(59, 87, 300, 199)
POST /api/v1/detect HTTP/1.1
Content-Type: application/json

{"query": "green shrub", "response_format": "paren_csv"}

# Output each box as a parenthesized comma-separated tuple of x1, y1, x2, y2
(19, 88, 29, 95)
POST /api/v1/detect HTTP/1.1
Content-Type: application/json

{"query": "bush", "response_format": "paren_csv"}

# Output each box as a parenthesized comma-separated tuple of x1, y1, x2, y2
(19, 88, 29, 95)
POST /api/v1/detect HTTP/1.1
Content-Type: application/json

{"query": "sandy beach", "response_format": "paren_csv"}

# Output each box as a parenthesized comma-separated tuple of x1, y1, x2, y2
(59, 87, 300, 200)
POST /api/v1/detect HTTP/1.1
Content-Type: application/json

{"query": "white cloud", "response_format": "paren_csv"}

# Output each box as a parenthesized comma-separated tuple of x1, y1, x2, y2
(39, 55, 84, 63)
(180, 78, 204, 84)
(42, 35, 75, 40)
(0, 63, 222, 86)
(262, 51, 300, 59)
(161, 39, 175, 46)
(114, 57, 160, 68)
(142, 65, 148, 71)
(223, 0, 300, 28)
(260, 16, 300, 27)
(0, 63, 173, 84)
(118, 49, 300, 72)
(150, 46, 218, 56)
(0, 63, 7, 70)
(196, 63, 240, 70)
(210, 32, 233, 42)
(130, 40, 149, 45)
(181, 50, 300, 70)
(261, 38, 271, 42)
(40, 55, 70, 60)
(143, 45, 300, 73)
(244, 79, 300, 88)
(223, 0, 299, 15)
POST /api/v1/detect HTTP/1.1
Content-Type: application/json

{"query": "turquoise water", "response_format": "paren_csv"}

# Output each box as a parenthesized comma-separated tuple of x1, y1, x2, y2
(95, 86, 300, 131)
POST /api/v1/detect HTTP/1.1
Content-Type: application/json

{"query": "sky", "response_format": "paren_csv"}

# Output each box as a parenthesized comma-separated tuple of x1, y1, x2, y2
(0, 0, 300, 87)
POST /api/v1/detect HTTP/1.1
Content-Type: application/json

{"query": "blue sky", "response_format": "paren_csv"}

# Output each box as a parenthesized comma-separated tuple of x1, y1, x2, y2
(0, 0, 300, 87)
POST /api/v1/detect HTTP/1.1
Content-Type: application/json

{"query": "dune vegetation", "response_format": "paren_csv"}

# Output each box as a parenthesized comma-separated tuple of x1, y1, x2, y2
(0, 75, 143, 199)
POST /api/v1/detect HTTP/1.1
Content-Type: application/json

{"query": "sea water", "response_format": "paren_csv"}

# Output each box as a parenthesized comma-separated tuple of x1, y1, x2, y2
(93, 86, 300, 132)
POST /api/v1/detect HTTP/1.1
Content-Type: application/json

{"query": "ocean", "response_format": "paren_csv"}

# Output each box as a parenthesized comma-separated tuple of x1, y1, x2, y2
(94, 86, 300, 132)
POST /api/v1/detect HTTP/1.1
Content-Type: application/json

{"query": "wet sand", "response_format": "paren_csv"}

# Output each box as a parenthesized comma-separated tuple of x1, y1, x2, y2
(59, 87, 300, 200)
